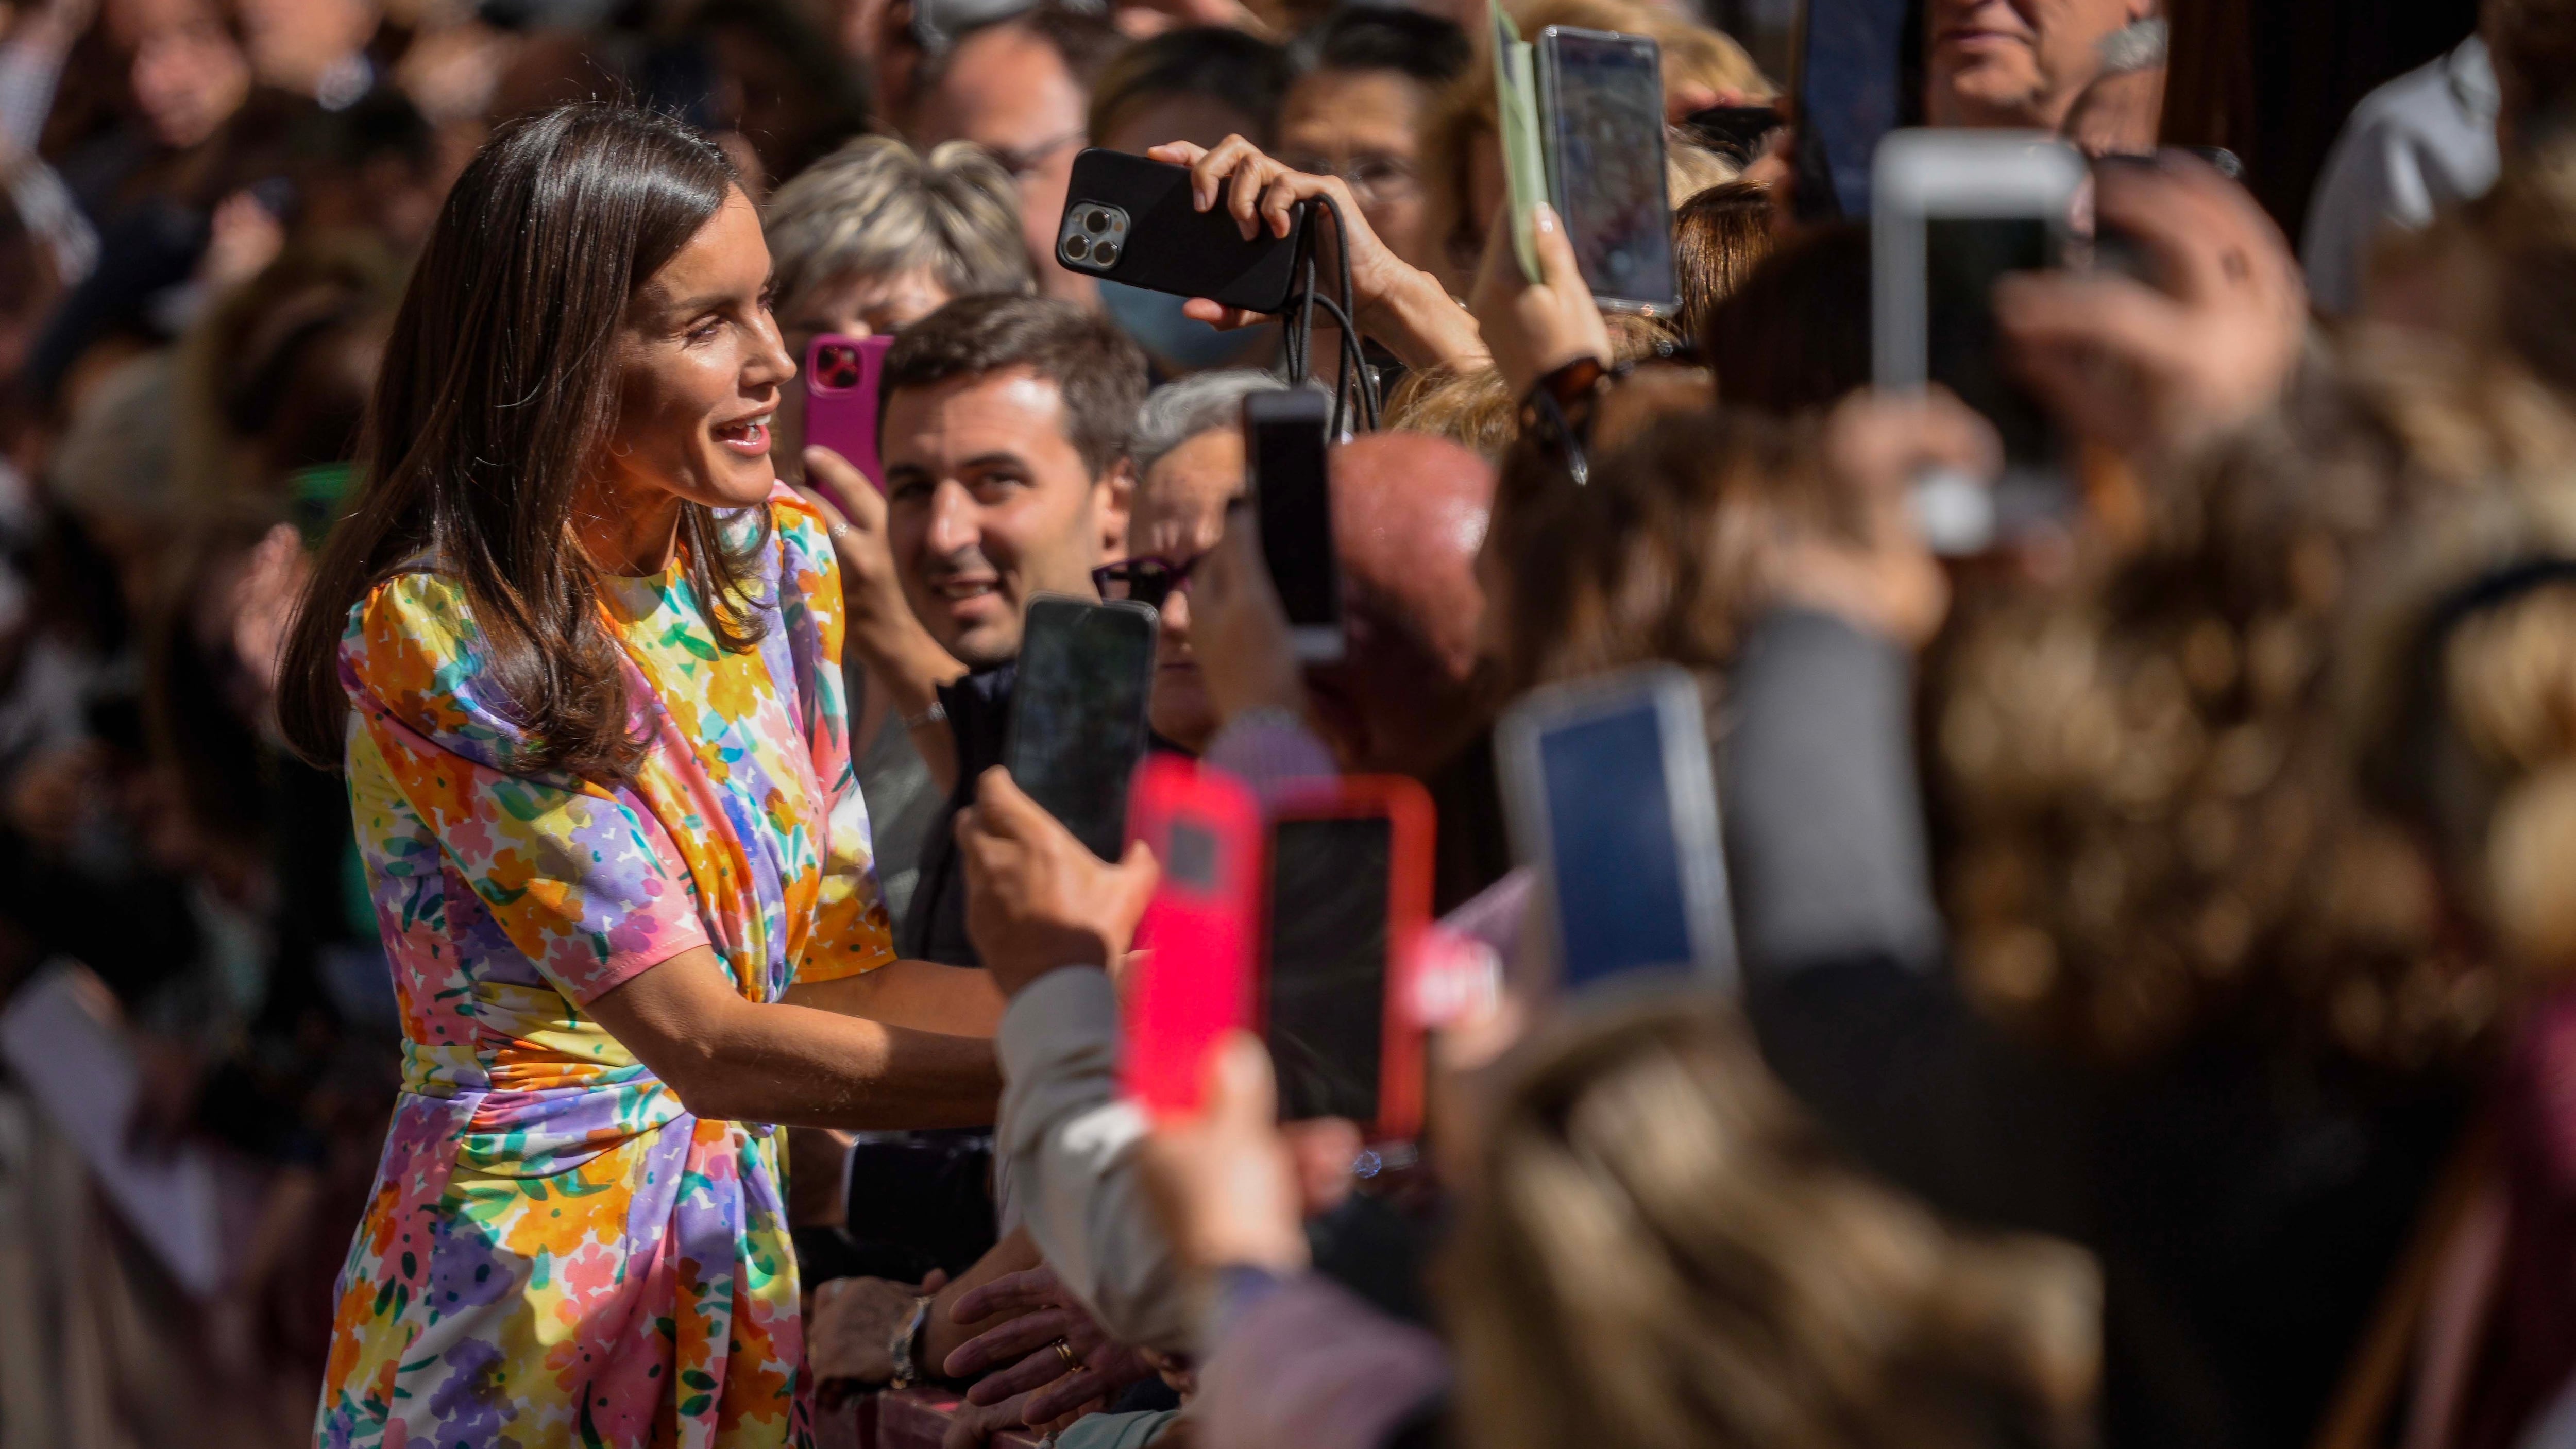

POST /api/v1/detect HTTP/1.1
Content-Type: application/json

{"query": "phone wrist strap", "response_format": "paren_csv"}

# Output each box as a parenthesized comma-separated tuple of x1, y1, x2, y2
(1519, 355, 1621, 486)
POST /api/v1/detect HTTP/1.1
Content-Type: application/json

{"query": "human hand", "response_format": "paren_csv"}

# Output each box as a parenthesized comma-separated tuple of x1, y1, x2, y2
(199, 190, 285, 293)
(938, 1384, 1041, 1449)
(1995, 151, 2307, 462)
(799, 449, 916, 643)
(808, 1270, 948, 1386)
(1182, 515, 1309, 728)
(1140, 1033, 1311, 1273)
(1761, 389, 1998, 649)
(957, 768, 1159, 997)
(1467, 200, 1614, 400)
(945, 1267, 1156, 1421)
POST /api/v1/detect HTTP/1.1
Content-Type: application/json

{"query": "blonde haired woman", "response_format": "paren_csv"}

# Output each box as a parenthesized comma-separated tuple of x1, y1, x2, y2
(763, 134, 1033, 480)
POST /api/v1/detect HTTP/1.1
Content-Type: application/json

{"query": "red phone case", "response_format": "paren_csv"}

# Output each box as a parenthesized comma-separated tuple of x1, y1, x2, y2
(1119, 758, 1263, 1121)
(803, 333, 892, 499)
(1263, 775, 1436, 1143)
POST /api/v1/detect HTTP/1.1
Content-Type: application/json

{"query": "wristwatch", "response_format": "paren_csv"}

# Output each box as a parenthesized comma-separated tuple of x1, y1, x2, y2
(888, 1293, 936, 1388)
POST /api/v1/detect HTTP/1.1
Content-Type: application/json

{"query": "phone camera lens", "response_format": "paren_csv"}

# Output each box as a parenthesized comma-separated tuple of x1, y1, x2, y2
(1084, 209, 1110, 234)
(1094, 241, 1119, 266)
(1063, 235, 1090, 260)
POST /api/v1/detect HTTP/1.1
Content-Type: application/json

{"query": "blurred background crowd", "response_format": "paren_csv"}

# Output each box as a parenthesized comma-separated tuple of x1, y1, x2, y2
(2, 0, 2568, 1443)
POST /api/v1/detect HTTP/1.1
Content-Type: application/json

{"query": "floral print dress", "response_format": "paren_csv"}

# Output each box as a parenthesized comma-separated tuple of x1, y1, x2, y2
(315, 488, 893, 1448)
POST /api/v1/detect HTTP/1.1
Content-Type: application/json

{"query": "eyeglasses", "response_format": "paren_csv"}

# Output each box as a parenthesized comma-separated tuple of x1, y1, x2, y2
(1092, 554, 1202, 610)
(985, 128, 1087, 180)
(1277, 152, 1419, 206)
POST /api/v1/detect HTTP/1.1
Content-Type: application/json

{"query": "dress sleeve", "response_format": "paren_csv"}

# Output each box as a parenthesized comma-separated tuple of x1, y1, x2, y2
(768, 486, 898, 983)
(341, 571, 710, 1006)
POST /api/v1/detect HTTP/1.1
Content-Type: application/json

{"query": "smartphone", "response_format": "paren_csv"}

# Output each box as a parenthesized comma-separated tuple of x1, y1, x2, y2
(1491, 0, 1545, 281)
(1496, 663, 1735, 993)
(1002, 595, 1160, 860)
(1243, 387, 1342, 663)
(1535, 26, 1677, 316)
(1679, 103, 1786, 166)
(804, 333, 893, 493)
(1262, 776, 1434, 1140)
(1120, 757, 1263, 1121)
(1055, 149, 1314, 314)
(1872, 129, 2087, 553)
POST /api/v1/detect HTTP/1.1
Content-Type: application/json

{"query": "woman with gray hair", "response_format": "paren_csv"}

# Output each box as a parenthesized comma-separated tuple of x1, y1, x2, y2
(1095, 369, 1292, 750)
(764, 134, 1033, 482)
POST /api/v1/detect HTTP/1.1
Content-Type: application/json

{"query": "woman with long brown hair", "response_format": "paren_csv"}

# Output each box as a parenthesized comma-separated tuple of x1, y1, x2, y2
(280, 104, 1004, 1446)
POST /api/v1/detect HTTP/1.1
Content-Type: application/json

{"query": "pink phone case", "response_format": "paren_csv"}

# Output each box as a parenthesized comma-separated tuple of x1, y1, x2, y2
(804, 333, 892, 499)
(1120, 758, 1262, 1121)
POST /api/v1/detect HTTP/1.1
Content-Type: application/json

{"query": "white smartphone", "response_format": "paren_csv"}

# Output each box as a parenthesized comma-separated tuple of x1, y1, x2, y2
(1496, 663, 1736, 994)
(1871, 129, 2087, 553)
(1535, 26, 1677, 316)
(1244, 387, 1344, 664)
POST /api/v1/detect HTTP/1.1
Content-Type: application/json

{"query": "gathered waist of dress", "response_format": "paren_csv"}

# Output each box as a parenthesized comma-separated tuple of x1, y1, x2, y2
(393, 981, 770, 1178)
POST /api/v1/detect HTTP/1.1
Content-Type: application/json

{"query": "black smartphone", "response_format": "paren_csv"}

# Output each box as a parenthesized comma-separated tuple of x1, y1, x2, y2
(1679, 103, 1786, 166)
(1261, 778, 1433, 1137)
(1244, 387, 1342, 663)
(1002, 595, 1160, 860)
(1535, 26, 1677, 315)
(1055, 149, 1314, 314)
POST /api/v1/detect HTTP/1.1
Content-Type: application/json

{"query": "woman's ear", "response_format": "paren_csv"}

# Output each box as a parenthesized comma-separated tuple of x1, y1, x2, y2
(1096, 456, 1137, 562)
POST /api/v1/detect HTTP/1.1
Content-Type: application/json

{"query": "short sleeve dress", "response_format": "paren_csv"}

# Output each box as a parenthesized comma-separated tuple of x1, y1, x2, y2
(313, 487, 894, 1448)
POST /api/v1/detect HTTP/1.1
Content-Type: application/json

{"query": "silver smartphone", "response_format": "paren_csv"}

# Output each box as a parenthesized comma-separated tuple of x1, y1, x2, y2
(1871, 129, 2087, 553)
(1536, 26, 1677, 316)
(1496, 663, 1735, 993)
(1245, 386, 1344, 664)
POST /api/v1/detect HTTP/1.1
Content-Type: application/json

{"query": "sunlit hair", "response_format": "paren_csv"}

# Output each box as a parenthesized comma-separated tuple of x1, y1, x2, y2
(762, 135, 1032, 322)
(1487, 406, 1820, 700)
(1445, 993, 2100, 1449)
(1130, 368, 1286, 481)
(277, 103, 765, 783)
(1671, 178, 1776, 358)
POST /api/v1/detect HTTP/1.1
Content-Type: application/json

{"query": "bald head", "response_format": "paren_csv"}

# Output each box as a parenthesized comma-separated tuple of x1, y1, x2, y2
(1308, 432, 1497, 775)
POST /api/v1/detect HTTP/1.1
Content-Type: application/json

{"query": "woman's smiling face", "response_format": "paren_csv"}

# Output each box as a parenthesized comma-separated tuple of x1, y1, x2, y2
(600, 187, 797, 520)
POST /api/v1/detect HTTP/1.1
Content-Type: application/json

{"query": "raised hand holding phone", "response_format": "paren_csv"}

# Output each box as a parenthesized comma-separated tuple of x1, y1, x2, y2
(1469, 197, 1615, 399)
(1120, 758, 1263, 1121)
(956, 766, 1161, 999)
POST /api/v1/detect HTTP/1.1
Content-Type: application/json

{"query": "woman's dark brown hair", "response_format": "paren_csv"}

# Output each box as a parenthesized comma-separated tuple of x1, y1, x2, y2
(277, 103, 765, 781)
(1671, 179, 1776, 357)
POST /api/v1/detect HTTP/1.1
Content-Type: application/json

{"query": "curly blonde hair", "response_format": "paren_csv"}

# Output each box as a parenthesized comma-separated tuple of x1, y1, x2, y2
(1445, 994, 2100, 1449)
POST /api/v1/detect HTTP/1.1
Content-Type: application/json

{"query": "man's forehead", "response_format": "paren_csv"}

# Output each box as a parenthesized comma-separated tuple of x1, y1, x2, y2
(885, 367, 1076, 452)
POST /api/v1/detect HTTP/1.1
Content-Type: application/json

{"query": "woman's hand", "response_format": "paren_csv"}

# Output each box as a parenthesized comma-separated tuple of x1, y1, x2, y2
(1140, 1034, 1311, 1274)
(1764, 389, 1999, 649)
(1995, 151, 2307, 463)
(955, 768, 1160, 997)
(944, 1267, 1156, 1422)
(1145, 137, 1485, 371)
(1182, 513, 1309, 728)
(1467, 199, 1614, 400)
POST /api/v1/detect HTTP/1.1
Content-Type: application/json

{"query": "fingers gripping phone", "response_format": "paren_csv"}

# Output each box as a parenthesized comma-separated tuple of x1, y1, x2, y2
(1003, 595, 1160, 860)
(1244, 388, 1343, 663)
(1536, 26, 1678, 316)
(804, 332, 893, 493)
(1871, 130, 2087, 552)
(1262, 776, 1434, 1141)
(1497, 663, 1737, 993)
(1120, 758, 1262, 1121)
(1055, 149, 1314, 313)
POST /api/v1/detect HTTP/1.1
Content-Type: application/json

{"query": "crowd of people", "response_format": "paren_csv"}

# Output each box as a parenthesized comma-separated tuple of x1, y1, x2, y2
(3, 0, 2575, 1445)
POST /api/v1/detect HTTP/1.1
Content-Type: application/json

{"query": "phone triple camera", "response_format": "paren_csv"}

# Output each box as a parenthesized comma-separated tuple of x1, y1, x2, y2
(1057, 202, 1130, 273)
(811, 343, 867, 391)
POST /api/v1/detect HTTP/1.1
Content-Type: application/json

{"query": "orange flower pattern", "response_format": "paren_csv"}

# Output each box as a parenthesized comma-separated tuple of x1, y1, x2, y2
(314, 488, 893, 1448)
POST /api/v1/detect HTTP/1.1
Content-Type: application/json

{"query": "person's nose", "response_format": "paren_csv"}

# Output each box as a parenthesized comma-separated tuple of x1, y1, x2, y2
(1160, 585, 1192, 639)
(748, 308, 796, 394)
(923, 480, 978, 560)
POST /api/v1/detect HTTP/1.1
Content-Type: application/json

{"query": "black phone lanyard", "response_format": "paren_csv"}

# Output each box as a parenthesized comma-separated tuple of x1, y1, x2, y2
(1278, 194, 1380, 439)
